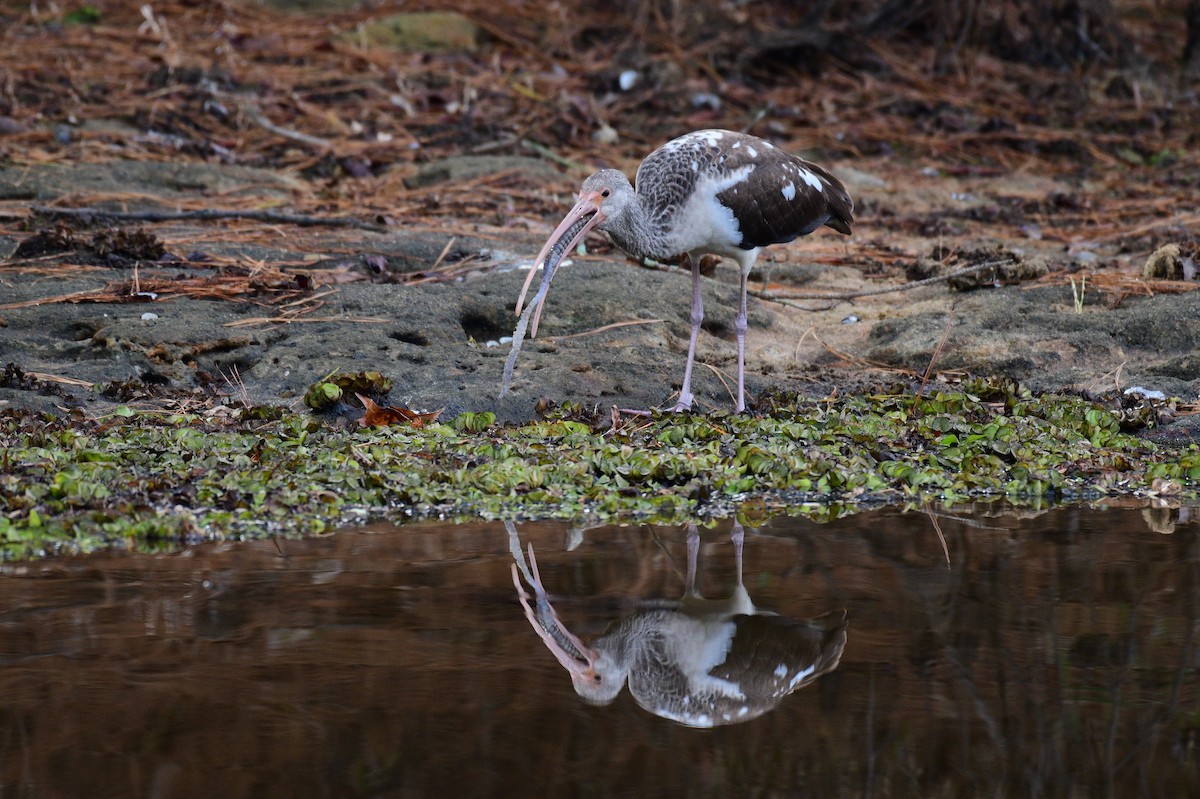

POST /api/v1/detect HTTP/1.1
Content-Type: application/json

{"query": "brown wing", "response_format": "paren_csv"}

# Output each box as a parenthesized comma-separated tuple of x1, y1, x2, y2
(713, 609, 849, 700)
(715, 141, 854, 249)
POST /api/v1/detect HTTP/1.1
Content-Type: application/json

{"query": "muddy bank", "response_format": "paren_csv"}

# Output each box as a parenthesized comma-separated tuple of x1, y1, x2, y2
(2, 155, 1198, 440)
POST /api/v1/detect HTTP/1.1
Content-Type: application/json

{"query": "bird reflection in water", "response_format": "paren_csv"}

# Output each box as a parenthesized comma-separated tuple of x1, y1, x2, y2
(508, 521, 847, 728)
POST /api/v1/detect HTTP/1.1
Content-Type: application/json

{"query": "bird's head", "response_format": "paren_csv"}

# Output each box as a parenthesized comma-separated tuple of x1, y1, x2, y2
(578, 168, 635, 229)
(513, 169, 635, 337)
(511, 550, 629, 707)
(570, 649, 626, 705)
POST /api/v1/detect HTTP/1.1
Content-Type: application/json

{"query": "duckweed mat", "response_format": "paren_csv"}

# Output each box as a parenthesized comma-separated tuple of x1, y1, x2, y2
(2, 379, 1197, 559)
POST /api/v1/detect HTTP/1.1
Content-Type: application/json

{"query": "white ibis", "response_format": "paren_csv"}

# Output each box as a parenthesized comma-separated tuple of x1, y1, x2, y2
(502, 129, 853, 412)
(509, 522, 848, 728)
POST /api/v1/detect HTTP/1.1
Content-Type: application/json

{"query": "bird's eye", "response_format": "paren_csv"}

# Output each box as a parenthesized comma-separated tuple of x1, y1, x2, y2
(601, 189, 610, 198)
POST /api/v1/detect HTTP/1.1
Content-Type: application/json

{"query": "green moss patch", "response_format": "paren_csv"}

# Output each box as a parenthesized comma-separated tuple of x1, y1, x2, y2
(2, 379, 1197, 559)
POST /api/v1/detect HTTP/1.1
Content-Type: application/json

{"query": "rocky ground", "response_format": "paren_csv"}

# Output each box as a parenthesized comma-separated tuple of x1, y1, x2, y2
(1, 2, 1198, 439)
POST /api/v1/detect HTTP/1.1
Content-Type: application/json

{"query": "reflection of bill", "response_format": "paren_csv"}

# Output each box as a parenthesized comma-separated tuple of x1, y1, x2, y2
(509, 521, 847, 728)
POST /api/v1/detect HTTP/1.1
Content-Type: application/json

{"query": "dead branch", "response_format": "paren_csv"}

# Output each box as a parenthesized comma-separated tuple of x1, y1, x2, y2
(238, 103, 333, 152)
(755, 259, 1014, 306)
(543, 318, 666, 342)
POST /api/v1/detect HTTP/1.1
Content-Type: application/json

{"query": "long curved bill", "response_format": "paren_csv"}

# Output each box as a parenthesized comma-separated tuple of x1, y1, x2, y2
(511, 543, 599, 683)
(515, 190, 605, 339)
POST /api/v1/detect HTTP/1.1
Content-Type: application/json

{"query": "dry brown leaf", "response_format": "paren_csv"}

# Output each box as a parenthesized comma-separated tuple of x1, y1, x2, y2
(356, 393, 443, 428)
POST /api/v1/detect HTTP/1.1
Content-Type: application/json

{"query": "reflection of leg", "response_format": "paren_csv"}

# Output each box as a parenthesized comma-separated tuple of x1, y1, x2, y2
(673, 255, 703, 412)
(506, 520, 536, 586)
(685, 522, 700, 598)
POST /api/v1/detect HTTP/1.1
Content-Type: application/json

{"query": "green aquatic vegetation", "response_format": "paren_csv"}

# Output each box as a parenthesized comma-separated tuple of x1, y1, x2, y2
(0, 380, 1197, 558)
(303, 371, 393, 411)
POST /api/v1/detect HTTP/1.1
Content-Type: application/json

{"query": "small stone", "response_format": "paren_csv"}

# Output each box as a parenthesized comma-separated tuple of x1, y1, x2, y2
(141, 312, 159, 321)
(0, 116, 25, 135)
(593, 124, 619, 145)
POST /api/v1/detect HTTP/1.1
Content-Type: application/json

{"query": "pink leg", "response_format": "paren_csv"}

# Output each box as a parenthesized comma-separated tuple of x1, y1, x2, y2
(672, 255, 703, 412)
(735, 270, 749, 413)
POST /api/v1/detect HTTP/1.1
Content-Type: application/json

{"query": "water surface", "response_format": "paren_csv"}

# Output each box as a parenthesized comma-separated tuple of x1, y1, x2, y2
(1, 504, 1197, 797)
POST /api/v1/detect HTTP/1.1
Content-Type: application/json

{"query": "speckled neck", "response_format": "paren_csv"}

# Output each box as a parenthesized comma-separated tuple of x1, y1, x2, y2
(600, 192, 671, 262)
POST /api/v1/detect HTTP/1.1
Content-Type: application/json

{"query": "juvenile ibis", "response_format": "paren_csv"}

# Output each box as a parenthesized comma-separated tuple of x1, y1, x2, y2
(503, 129, 853, 412)
(509, 522, 848, 728)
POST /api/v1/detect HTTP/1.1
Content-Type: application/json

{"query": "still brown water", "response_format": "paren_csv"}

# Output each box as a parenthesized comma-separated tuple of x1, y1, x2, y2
(1, 504, 1197, 798)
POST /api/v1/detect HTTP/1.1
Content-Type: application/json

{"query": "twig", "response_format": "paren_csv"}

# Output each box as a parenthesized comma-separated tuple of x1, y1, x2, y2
(544, 318, 665, 341)
(26, 371, 94, 388)
(239, 104, 332, 152)
(430, 236, 457, 271)
(280, 289, 338, 308)
(29, 205, 387, 232)
(519, 138, 592, 174)
(0, 288, 106, 310)
(700, 362, 736, 407)
(469, 135, 519, 154)
(793, 325, 819, 365)
(924, 505, 952, 567)
(915, 308, 955, 400)
(223, 315, 390, 328)
(1076, 211, 1200, 244)
(811, 332, 919, 375)
(755, 259, 1015, 305)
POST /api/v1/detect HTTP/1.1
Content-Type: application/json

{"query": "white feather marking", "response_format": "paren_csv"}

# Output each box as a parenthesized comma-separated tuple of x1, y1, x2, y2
(747, 146, 758, 158)
(732, 140, 741, 148)
(788, 664, 817, 690)
(797, 167, 823, 190)
(781, 181, 796, 201)
(773, 663, 788, 678)
(690, 159, 698, 171)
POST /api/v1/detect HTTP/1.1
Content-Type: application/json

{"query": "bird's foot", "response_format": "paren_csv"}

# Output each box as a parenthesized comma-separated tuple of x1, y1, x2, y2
(668, 392, 693, 413)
